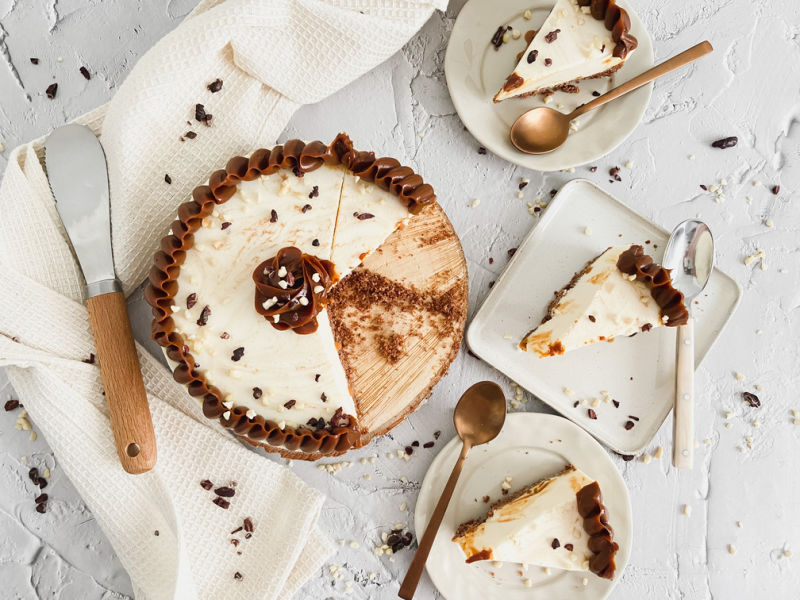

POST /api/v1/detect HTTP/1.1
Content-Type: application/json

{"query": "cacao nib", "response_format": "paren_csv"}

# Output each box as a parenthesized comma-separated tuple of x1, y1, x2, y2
(253, 387, 262, 399)
(196, 305, 211, 326)
(283, 399, 296, 409)
(544, 29, 561, 43)
(527, 50, 538, 63)
(4, 399, 20, 411)
(186, 293, 197, 309)
(45, 83, 58, 99)
(215, 486, 235, 498)
(587, 409, 597, 420)
(231, 347, 245, 361)
(200, 479, 213, 490)
(551, 538, 560, 549)
(79, 66, 91, 80)
(711, 136, 737, 149)
(207, 79, 223, 93)
(742, 392, 760, 408)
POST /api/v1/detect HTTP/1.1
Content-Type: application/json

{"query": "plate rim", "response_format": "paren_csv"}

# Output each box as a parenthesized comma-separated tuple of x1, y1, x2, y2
(465, 178, 743, 455)
(444, 0, 655, 172)
(415, 412, 633, 600)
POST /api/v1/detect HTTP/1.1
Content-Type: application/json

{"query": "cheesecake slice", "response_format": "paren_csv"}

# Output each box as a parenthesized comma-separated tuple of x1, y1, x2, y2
(494, 0, 638, 102)
(520, 245, 688, 358)
(452, 465, 619, 578)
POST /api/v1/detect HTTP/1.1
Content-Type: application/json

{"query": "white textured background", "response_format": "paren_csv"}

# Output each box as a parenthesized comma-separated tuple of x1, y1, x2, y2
(1, 1, 799, 598)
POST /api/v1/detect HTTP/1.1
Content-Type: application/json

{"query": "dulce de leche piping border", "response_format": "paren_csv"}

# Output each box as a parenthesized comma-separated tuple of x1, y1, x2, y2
(144, 133, 436, 454)
(578, 0, 639, 59)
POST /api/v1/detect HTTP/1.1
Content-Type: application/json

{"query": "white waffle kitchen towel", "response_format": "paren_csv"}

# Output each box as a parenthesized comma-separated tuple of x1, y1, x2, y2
(0, 0, 444, 598)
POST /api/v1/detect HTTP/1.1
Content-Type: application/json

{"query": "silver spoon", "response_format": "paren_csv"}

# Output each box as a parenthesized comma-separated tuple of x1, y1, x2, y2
(663, 220, 715, 469)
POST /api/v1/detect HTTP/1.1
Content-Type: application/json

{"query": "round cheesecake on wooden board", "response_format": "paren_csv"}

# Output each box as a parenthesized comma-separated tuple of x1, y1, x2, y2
(146, 134, 467, 460)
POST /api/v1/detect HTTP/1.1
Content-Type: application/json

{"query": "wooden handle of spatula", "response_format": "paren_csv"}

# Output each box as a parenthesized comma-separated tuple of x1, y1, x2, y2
(87, 290, 157, 474)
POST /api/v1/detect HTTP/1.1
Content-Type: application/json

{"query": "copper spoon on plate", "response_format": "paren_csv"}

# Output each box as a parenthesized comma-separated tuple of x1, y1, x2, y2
(398, 381, 506, 599)
(510, 41, 713, 154)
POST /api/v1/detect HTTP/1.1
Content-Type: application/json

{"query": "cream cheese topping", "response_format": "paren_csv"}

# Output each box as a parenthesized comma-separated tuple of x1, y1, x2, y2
(521, 246, 663, 357)
(454, 466, 594, 571)
(495, 0, 624, 101)
(170, 163, 411, 429)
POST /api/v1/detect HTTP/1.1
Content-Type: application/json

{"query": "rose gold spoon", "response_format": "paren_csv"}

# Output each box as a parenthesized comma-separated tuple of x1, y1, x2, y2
(510, 41, 713, 154)
(398, 381, 506, 599)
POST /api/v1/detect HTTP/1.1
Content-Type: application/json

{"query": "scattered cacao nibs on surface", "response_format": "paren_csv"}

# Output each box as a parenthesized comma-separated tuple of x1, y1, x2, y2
(624, 420, 635, 430)
(488, 257, 494, 264)
(314, 373, 321, 382)
(164, 173, 172, 184)
(354, 212, 375, 220)
(5, 399, 20, 411)
(312, 238, 320, 246)
(308, 185, 319, 199)
(195, 103, 212, 125)
(641, 323, 652, 332)
(544, 29, 561, 43)
(243, 517, 254, 533)
(186, 293, 197, 309)
(508, 248, 517, 258)
(154, 530, 160, 536)
(423, 441, 435, 449)
(283, 399, 296, 409)
(771, 185, 780, 195)
(207, 78, 223, 93)
(434, 430, 441, 439)
(742, 392, 760, 408)
(587, 409, 597, 420)
(30, 57, 39, 64)
(270, 209, 278, 223)
(36, 503, 47, 514)
(35, 493, 48, 504)
(621, 454, 634, 461)
(551, 538, 560, 549)
(482, 495, 490, 503)
(200, 479, 213, 490)
(301, 204, 312, 213)
(699, 184, 707, 190)
(221, 221, 231, 230)
(711, 136, 737, 149)
(215, 486, 235, 498)
(565, 543, 574, 551)
(589, 166, 598, 172)
(550, 188, 557, 197)
(82, 353, 96, 364)
(252, 387, 262, 399)
(519, 181, 528, 190)
(588, 315, 596, 322)
(591, 91, 601, 97)
(196, 305, 211, 326)
(45, 83, 58, 99)
(233, 571, 243, 581)
(411, 441, 420, 447)
(79, 66, 91, 80)
(37, 479, 47, 490)
(231, 347, 245, 361)
(184, 131, 197, 139)
(527, 49, 539, 63)
(220, 332, 230, 339)
(404, 446, 413, 455)
(244, 533, 252, 539)
(320, 392, 327, 402)
(609, 166, 621, 181)
(478, 146, 487, 155)
(230, 538, 240, 547)
(573, 400, 579, 408)
(28, 468, 39, 483)
(612, 399, 620, 408)
(628, 415, 640, 421)
(490, 25, 510, 49)
(544, 58, 552, 66)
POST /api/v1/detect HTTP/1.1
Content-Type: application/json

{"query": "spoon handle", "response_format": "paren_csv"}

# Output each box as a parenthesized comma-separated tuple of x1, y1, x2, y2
(398, 441, 471, 599)
(672, 319, 694, 469)
(569, 41, 713, 120)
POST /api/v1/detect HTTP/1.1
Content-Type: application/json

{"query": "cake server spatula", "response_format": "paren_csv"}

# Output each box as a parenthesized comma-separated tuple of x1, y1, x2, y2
(45, 124, 157, 474)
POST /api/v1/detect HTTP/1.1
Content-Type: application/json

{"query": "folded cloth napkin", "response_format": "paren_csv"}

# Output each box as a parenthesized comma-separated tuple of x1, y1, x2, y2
(0, 0, 444, 598)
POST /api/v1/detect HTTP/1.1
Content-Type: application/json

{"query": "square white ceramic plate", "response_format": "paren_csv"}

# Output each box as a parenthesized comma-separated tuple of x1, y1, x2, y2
(466, 179, 742, 455)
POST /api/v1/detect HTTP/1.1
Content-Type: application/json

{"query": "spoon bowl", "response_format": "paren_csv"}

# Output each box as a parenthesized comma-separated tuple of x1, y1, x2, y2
(453, 380, 507, 446)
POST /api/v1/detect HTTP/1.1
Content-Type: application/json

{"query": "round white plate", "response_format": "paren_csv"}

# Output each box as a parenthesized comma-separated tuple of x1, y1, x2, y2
(415, 412, 632, 600)
(444, 0, 654, 172)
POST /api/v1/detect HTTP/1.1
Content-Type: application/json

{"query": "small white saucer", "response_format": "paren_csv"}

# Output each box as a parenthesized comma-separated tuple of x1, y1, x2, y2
(415, 413, 631, 600)
(444, 0, 654, 172)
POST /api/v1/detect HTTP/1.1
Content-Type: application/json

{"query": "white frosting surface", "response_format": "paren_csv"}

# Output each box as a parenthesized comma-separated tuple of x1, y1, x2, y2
(495, 0, 625, 101)
(521, 245, 663, 357)
(170, 163, 409, 429)
(330, 171, 411, 275)
(455, 467, 594, 571)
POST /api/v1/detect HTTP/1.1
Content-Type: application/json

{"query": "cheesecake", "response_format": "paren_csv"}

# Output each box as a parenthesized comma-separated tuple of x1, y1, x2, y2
(520, 245, 688, 358)
(452, 465, 619, 578)
(494, 0, 638, 102)
(146, 134, 436, 455)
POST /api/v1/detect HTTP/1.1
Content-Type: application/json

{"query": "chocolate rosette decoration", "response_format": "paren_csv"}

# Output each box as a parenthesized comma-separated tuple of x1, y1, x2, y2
(253, 247, 337, 334)
(616, 245, 689, 326)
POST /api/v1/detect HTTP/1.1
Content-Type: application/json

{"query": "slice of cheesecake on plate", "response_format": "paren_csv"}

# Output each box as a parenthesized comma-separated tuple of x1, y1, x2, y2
(494, 0, 638, 102)
(452, 465, 619, 578)
(520, 244, 688, 358)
